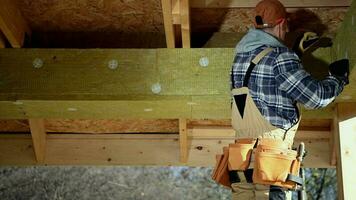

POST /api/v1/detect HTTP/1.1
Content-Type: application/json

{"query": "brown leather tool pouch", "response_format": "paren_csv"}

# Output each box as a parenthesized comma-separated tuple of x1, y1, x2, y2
(228, 139, 255, 171)
(252, 139, 302, 189)
(212, 147, 231, 188)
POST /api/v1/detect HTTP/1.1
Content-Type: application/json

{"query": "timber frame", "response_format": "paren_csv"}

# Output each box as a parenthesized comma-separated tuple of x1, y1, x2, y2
(0, 0, 355, 199)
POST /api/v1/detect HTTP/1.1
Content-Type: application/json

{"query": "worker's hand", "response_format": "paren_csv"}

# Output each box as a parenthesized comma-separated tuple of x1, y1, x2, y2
(293, 32, 332, 58)
(329, 59, 350, 85)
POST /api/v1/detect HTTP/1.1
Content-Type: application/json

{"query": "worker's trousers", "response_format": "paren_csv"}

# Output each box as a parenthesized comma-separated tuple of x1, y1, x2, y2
(231, 183, 292, 200)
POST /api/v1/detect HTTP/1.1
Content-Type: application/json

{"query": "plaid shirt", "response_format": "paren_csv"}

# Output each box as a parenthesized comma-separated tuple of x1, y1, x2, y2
(231, 46, 344, 130)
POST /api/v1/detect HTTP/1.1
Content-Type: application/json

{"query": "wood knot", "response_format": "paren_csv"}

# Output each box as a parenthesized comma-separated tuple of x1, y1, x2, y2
(196, 146, 203, 150)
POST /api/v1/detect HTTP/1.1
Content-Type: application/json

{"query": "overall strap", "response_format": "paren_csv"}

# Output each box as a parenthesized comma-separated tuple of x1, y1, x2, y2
(242, 47, 274, 87)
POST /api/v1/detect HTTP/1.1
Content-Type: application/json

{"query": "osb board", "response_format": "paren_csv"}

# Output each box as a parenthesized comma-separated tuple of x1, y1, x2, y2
(191, 8, 347, 36)
(44, 119, 179, 133)
(0, 118, 330, 133)
(16, 0, 346, 36)
(0, 134, 331, 167)
(30, 32, 166, 48)
(190, 0, 351, 8)
(0, 120, 29, 132)
(0, 119, 178, 133)
(16, 0, 164, 33)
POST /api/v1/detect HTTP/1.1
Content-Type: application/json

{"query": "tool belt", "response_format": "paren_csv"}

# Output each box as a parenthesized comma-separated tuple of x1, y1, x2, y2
(212, 138, 305, 190)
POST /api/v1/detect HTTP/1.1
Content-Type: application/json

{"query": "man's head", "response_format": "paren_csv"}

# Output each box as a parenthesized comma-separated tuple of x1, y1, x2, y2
(254, 0, 289, 41)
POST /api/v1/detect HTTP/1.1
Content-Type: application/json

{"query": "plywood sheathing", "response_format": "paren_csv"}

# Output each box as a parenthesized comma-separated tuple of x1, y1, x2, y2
(16, 0, 164, 33)
(0, 119, 178, 133)
(0, 120, 29, 132)
(45, 119, 179, 133)
(16, 0, 346, 36)
(191, 8, 347, 37)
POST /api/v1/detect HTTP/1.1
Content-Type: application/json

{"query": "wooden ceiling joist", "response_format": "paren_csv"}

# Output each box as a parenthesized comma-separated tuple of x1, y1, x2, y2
(190, 0, 352, 8)
(0, 0, 30, 48)
(0, 125, 333, 168)
(161, 0, 191, 48)
(161, 0, 176, 48)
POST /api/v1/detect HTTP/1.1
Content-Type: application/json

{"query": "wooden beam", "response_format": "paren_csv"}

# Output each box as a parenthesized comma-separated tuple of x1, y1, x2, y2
(0, 0, 30, 48)
(180, 0, 191, 48)
(172, 0, 181, 24)
(333, 103, 356, 200)
(161, 0, 176, 48)
(179, 118, 188, 162)
(0, 133, 332, 167)
(190, 0, 352, 8)
(29, 119, 46, 163)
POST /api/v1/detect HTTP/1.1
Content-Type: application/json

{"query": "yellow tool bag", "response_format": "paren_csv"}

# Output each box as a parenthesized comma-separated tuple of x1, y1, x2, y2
(228, 138, 256, 171)
(252, 139, 304, 190)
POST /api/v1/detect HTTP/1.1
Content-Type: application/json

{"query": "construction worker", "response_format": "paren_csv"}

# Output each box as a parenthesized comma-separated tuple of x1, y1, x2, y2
(227, 0, 349, 199)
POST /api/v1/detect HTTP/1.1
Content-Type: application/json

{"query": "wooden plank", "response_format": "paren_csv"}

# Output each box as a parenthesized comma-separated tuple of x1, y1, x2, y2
(45, 134, 180, 165)
(180, 0, 191, 48)
(0, 0, 30, 48)
(179, 118, 188, 162)
(333, 104, 343, 199)
(0, 134, 36, 165)
(172, 0, 181, 25)
(29, 119, 46, 163)
(334, 103, 356, 200)
(161, 0, 176, 48)
(190, 0, 352, 8)
(0, 133, 332, 167)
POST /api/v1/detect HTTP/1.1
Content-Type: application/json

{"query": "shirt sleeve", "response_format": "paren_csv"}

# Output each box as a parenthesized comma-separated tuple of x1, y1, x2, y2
(273, 51, 344, 109)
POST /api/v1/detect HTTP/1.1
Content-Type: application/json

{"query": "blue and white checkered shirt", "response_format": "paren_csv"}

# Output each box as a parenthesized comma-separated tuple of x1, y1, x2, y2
(231, 45, 344, 130)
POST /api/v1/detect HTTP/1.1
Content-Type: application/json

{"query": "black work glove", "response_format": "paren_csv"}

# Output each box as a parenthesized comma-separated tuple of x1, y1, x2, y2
(329, 59, 350, 85)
